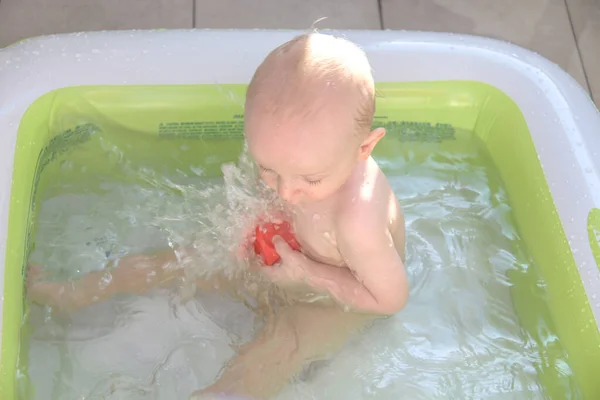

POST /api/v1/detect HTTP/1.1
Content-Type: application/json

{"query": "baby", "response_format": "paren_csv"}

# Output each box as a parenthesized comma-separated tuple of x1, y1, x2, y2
(27, 33, 408, 399)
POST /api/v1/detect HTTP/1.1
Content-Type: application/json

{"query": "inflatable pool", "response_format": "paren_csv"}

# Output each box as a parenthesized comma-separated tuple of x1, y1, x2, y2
(0, 29, 599, 399)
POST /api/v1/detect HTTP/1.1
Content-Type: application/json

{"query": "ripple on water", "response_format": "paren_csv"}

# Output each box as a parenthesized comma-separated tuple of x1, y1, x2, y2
(24, 145, 579, 399)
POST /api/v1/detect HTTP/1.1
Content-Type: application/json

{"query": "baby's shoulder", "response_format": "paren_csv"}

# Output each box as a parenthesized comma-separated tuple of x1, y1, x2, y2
(335, 158, 396, 230)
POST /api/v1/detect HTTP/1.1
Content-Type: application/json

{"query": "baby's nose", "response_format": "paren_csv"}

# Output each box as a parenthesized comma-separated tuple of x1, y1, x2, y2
(277, 178, 299, 204)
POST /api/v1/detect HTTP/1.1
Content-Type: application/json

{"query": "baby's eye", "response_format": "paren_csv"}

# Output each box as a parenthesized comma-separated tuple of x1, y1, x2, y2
(307, 179, 322, 186)
(259, 166, 274, 174)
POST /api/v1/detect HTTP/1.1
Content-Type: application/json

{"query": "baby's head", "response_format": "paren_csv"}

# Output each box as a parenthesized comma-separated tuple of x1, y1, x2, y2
(244, 33, 385, 205)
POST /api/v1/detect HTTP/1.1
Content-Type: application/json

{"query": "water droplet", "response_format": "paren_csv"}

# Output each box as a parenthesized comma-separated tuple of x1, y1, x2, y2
(100, 272, 113, 287)
(190, 166, 204, 176)
(60, 160, 72, 170)
(91, 49, 101, 54)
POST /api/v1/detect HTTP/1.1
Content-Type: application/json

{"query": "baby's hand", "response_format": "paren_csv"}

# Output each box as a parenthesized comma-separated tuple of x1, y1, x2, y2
(259, 236, 307, 286)
(234, 213, 286, 263)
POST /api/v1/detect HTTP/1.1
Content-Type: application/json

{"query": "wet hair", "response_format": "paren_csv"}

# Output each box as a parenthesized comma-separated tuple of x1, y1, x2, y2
(245, 33, 376, 135)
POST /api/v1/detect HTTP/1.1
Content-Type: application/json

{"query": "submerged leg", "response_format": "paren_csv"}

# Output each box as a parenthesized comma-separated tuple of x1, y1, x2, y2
(192, 303, 374, 399)
(26, 249, 237, 314)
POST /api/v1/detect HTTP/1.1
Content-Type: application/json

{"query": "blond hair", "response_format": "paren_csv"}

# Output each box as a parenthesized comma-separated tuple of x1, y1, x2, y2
(245, 33, 376, 134)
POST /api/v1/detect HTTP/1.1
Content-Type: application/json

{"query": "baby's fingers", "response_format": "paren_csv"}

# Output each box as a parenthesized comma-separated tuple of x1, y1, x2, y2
(272, 235, 292, 255)
(258, 262, 285, 283)
(273, 236, 303, 264)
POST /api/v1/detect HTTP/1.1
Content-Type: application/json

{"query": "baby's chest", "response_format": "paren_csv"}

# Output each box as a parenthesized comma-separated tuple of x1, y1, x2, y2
(293, 213, 345, 267)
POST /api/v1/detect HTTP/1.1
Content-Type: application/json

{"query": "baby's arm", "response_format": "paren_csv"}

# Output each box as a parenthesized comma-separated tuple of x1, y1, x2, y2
(334, 209, 408, 315)
(270, 205, 407, 315)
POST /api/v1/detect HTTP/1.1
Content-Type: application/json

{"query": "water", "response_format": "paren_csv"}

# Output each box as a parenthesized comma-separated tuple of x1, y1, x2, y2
(23, 139, 579, 399)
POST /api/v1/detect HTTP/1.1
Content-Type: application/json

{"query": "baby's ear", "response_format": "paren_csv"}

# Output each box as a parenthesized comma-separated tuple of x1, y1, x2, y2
(358, 127, 386, 161)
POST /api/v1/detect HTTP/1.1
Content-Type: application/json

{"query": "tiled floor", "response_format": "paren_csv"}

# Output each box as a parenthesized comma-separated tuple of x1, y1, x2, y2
(0, 0, 599, 105)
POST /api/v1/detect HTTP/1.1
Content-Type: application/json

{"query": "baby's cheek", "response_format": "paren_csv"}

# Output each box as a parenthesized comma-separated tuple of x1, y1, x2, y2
(307, 184, 334, 201)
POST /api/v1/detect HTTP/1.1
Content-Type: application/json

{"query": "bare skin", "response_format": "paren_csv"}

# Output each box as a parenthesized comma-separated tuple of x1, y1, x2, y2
(27, 33, 409, 400)
(26, 252, 247, 321)
(195, 33, 409, 399)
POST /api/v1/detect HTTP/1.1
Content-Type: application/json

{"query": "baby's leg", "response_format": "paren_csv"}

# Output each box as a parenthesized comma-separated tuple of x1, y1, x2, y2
(26, 250, 238, 314)
(193, 303, 374, 399)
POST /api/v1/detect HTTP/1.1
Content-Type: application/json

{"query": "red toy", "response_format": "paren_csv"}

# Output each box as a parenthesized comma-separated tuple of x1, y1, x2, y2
(254, 221, 301, 266)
